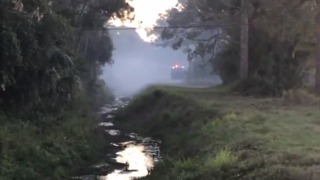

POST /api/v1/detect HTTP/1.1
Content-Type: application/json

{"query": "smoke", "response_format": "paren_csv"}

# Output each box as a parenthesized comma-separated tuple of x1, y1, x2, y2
(103, 0, 187, 97)
(102, 31, 187, 97)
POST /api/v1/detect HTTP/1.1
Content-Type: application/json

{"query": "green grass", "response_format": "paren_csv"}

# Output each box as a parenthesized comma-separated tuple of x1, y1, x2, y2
(0, 106, 107, 180)
(114, 86, 320, 180)
(205, 148, 238, 171)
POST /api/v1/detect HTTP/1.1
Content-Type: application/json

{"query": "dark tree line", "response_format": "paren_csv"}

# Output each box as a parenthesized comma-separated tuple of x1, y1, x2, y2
(156, 0, 319, 96)
(0, 0, 132, 179)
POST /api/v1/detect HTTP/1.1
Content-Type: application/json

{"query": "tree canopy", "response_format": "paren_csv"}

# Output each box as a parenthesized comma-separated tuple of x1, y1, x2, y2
(0, 0, 133, 179)
(156, 0, 317, 95)
(0, 0, 132, 112)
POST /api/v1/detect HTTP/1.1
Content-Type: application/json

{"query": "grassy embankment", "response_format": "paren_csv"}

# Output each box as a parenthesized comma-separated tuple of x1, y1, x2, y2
(114, 86, 320, 179)
(0, 103, 108, 180)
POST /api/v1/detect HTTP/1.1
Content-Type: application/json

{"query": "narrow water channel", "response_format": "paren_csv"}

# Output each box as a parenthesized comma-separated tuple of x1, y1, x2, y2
(78, 97, 161, 180)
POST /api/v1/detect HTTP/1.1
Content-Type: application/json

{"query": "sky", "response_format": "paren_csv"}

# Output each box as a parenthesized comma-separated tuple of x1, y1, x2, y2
(108, 0, 183, 42)
(102, 0, 187, 97)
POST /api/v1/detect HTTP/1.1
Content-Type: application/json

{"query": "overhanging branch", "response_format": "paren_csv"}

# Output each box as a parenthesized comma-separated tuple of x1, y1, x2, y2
(219, 0, 240, 10)
(186, 33, 230, 43)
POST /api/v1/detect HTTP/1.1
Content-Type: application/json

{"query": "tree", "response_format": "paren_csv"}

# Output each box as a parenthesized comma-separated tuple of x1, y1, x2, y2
(153, 0, 241, 78)
(0, 0, 133, 112)
(240, 0, 248, 79)
(315, 0, 320, 94)
(0, 1, 134, 179)
(156, 0, 316, 95)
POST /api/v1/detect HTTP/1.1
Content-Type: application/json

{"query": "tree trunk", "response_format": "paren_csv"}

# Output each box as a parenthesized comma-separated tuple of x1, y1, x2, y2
(240, 0, 249, 80)
(315, 1, 320, 94)
(316, 21, 320, 94)
(84, 33, 89, 59)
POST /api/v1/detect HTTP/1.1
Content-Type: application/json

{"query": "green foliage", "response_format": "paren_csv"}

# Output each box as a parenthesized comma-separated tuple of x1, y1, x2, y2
(0, 24, 22, 88)
(0, 5, 78, 111)
(168, 157, 200, 179)
(205, 148, 238, 171)
(84, 78, 115, 110)
(0, 0, 132, 178)
(215, 28, 306, 96)
(213, 41, 239, 84)
(0, 0, 131, 111)
(118, 86, 320, 180)
(0, 107, 105, 180)
(161, 0, 315, 96)
(282, 89, 320, 105)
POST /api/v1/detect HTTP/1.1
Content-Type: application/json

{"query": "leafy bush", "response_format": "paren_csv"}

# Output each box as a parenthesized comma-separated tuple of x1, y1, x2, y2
(213, 42, 240, 84)
(0, 1, 131, 179)
(0, 106, 105, 180)
(232, 75, 279, 96)
(214, 28, 305, 96)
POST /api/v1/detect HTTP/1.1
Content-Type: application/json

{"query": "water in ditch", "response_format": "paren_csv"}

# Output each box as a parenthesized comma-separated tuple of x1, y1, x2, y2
(75, 97, 161, 180)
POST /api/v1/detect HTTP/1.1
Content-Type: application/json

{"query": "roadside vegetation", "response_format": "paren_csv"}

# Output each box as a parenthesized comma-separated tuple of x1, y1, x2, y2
(115, 86, 320, 179)
(158, 0, 319, 96)
(134, 2, 320, 178)
(0, 0, 132, 179)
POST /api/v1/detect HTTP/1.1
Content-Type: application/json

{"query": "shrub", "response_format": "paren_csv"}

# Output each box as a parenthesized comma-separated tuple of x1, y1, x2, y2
(282, 89, 320, 105)
(205, 148, 238, 171)
(214, 28, 305, 96)
(0, 106, 105, 179)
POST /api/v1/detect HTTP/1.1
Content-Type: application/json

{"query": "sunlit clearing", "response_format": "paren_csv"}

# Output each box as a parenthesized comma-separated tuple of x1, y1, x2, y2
(100, 144, 154, 180)
(108, 0, 184, 42)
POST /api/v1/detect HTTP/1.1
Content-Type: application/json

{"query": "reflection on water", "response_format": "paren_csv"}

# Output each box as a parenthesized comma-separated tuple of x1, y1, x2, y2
(99, 122, 114, 127)
(100, 144, 154, 180)
(80, 97, 161, 180)
(105, 129, 121, 136)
